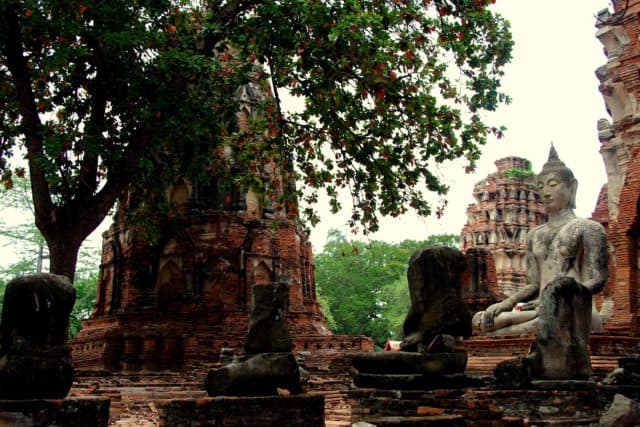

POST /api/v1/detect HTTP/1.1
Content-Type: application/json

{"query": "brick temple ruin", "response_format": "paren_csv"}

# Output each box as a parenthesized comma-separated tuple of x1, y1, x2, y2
(460, 156, 545, 314)
(594, 0, 640, 336)
(71, 79, 371, 373)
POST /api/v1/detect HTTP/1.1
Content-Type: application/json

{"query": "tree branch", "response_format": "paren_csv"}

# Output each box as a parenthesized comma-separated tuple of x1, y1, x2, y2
(1, 5, 55, 228)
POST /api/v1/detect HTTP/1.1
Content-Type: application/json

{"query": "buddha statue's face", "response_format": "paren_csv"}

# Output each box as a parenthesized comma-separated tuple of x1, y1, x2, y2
(538, 172, 574, 214)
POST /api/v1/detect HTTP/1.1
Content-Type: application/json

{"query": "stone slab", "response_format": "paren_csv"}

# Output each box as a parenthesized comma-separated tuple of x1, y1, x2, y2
(158, 394, 324, 427)
(352, 351, 467, 375)
(349, 387, 603, 425)
(353, 372, 482, 390)
(361, 415, 465, 426)
(530, 380, 597, 391)
(205, 352, 301, 396)
(0, 397, 110, 427)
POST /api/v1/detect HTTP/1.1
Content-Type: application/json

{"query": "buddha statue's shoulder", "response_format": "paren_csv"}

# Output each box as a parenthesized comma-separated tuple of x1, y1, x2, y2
(525, 223, 547, 240)
(561, 217, 606, 238)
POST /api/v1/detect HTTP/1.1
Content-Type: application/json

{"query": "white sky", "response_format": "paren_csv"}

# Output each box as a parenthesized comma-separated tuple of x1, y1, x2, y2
(307, 0, 614, 251)
(1, 1, 615, 264)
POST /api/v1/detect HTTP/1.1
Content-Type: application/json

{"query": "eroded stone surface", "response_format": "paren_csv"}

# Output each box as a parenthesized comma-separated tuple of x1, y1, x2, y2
(0, 273, 75, 399)
(245, 282, 292, 354)
(205, 352, 301, 396)
(352, 351, 467, 376)
(600, 393, 639, 427)
(531, 277, 593, 380)
(401, 247, 471, 352)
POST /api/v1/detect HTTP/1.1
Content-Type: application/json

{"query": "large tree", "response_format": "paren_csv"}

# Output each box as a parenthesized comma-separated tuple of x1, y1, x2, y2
(0, 0, 512, 281)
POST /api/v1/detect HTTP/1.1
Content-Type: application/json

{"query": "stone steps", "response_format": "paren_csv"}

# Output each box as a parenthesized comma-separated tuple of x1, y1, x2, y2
(466, 356, 509, 376)
(361, 415, 465, 426)
(466, 355, 620, 378)
(526, 417, 600, 426)
(71, 381, 206, 425)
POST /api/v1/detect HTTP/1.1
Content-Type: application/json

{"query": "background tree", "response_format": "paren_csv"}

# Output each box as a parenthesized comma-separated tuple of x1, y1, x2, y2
(0, 176, 99, 337)
(0, 0, 512, 281)
(314, 229, 458, 347)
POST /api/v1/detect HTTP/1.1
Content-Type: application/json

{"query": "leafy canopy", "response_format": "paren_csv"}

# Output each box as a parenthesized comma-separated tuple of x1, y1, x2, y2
(0, 0, 512, 279)
(229, 0, 513, 232)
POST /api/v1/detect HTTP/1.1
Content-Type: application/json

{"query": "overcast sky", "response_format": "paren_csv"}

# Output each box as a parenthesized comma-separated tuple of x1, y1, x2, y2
(307, 0, 614, 251)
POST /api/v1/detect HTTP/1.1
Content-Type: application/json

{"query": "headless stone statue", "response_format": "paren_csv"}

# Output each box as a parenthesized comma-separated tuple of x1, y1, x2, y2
(0, 273, 76, 399)
(472, 145, 608, 338)
(352, 247, 478, 390)
(205, 282, 301, 396)
(401, 246, 471, 351)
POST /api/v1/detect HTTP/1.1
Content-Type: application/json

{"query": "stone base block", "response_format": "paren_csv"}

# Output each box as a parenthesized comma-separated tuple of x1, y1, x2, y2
(0, 397, 110, 427)
(349, 387, 603, 425)
(354, 372, 483, 390)
(158, 395, 324, 427)
(360, 415, 465, 426)
(205, 352, 301, 396)
(530, 380, 597, 391)
(495, 356, 533, 388)
(352, 351, 467, 375)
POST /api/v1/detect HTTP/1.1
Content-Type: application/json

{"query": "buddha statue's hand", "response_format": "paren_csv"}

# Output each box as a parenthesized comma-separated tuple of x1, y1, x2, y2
(517, 300, 538, 311)
(483, 300, 513, 328)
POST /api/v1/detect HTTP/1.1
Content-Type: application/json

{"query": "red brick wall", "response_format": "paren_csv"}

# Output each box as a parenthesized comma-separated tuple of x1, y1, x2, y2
(595, 1, 640, 335)
(71, 209, 361, 371)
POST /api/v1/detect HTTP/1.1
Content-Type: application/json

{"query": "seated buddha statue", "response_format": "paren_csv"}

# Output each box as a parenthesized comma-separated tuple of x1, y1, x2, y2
(472, 146, 608, 336)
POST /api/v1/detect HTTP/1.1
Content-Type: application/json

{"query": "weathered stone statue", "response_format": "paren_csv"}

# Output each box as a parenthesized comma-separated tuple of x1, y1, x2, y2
(352, 247, 476, 390)
(401, 246, 471, 351)
(205, 282, 301, 396)
(478, 146, 609, 385)
(244, 281, 292, 354)
(0, 273, 76, 399)
(472, 146, 608, 337)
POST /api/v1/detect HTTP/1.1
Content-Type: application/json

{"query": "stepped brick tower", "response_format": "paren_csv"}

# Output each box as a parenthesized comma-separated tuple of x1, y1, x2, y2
(460, 157, 546, 300)
(71, 80, 371, 372)
(593, 1, 640, 336)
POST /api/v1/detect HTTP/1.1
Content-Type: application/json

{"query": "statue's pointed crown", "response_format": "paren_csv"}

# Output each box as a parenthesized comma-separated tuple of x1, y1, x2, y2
(539, 143, 568, 176)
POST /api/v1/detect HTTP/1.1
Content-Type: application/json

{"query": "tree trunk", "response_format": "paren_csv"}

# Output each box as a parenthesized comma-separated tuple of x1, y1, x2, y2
(45, 234, 83, 283)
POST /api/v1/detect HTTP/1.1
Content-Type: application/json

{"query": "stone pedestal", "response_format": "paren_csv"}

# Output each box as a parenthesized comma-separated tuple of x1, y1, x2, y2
(348, 388, 603, 426)
(158, 395, 324, 427)
(0, 397, 110, 427)
(205, 352, 301, 396)
(352, 350, 480, 390)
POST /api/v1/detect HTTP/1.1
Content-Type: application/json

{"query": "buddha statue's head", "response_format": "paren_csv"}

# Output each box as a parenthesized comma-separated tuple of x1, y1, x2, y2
(537, 145, 577, 212)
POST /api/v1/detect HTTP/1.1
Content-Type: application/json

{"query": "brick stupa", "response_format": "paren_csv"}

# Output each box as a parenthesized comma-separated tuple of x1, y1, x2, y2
(460, 157, 545, 303)
(71, 81, 371, 372)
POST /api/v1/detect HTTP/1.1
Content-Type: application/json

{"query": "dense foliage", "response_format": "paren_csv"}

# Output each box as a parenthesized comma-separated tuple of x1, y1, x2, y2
(505, 162, 533, 179)
(0, 0, 512, 280)
(314, 229, 458, 347)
